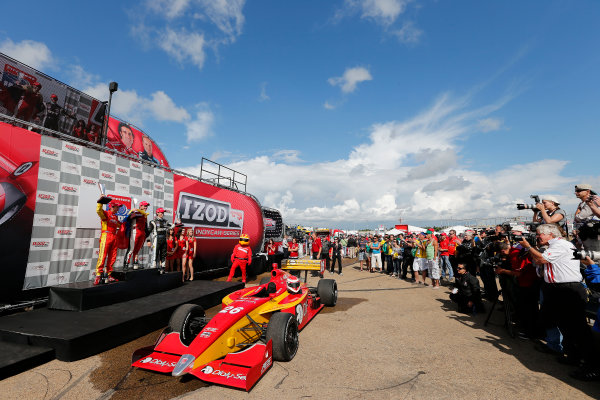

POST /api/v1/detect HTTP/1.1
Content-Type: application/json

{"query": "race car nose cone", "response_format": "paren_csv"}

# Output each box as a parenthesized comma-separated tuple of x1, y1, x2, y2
(172, 354, 195, 376)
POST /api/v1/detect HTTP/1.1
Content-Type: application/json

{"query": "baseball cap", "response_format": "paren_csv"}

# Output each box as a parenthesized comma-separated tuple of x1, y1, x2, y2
(541, 195, 560, 205)
(139, 201, 150, 207)
(156, 207, 165, 213)
(33, 82, 42, 87)
(427, 229, 434, 234)
(575, 183, 592, 191)
(50, 94, 58, 100)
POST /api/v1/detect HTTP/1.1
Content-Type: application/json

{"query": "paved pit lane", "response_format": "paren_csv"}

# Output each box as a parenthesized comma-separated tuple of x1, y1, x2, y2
(2, 258, 599, 400)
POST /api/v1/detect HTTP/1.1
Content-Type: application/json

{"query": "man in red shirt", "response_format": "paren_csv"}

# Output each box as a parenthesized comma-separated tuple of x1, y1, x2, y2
(439, 233, 453, 281)
(311, 233, 321, 260)
(447, 229, 461, 276)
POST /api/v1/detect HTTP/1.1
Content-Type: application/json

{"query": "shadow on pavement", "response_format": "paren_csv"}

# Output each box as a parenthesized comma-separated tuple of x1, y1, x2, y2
(436, 297, 600, 398)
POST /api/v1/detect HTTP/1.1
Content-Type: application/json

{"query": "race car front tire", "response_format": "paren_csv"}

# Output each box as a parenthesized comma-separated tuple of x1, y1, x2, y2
(317, 279, 338, 306)
(169, 304, 206, 346)
(266, 312, 299, 362)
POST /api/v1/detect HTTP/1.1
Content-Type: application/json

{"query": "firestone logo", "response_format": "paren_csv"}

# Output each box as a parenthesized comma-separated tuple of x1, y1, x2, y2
(140, 357, 176, 368)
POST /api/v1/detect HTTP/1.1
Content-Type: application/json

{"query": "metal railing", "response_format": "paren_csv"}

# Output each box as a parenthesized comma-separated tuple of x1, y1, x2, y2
(199, 157, 247, 193)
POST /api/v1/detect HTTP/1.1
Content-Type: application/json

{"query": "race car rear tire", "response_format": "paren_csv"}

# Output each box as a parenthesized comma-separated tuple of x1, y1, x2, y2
(266, 312, 299, 362)
(317, 279, 338, 306)
(169, 303, 206, 346)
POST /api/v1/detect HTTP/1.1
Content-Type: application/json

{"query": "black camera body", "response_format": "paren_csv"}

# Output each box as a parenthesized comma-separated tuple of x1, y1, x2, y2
(516, 194, 541, 211)
(577, 221, 600, 241)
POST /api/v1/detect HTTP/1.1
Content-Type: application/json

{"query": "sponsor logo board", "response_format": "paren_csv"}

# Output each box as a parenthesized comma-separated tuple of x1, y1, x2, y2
(63, 142, 82, 155)
(38, 167, 60, 182)
(59, 184, 79, 194)
(51, 249, 74, 261)
(82, 156, 101, 169)
(100, 153, 116, 163)
(57, 204, 78, 217)
(177, 192, 244, 239)
(33, 214, 56, 226)
(30, 239, 53, 250)
(61, 162, 82, 175)
(25, 261, 50, 277)
(40, 146, 61, 159)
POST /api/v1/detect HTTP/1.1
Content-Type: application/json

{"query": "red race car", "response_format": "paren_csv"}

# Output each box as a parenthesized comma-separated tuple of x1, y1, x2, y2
(132, 267, 337, 391)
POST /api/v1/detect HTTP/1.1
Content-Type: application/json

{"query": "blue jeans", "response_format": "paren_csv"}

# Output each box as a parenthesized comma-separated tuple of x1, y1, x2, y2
(439, 255, 453, 279)
(393, 258, 402, 275)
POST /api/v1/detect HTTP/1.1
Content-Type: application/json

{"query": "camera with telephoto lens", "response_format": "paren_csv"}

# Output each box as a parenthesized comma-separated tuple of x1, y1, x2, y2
(577, 221, 600, 241)
(573, 249, 600, 262)
(516, 195, 541, 210)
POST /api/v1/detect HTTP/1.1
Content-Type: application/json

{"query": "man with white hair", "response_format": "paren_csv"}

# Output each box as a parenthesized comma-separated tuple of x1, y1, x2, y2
(518, 223, 597, 379)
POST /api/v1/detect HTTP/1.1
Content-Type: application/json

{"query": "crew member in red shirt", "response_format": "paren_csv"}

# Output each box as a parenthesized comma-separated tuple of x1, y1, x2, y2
(95, 200, 121, 285)
(289, 238, 299, 258)
(227, 234, 253, 283)
(311, 233, 322, 259)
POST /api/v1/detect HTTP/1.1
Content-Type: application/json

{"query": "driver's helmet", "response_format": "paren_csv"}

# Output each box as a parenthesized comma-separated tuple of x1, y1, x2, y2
(286, 275, 301, 294)
(239, 233, 250, 245)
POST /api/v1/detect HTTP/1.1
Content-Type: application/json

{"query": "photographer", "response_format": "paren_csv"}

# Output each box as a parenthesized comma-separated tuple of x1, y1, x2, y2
(517, 224, 597, 378)
(574, 183, 600, 251)
(450, 263, 485, 313)
(455, 231, 479, 276)
(494, 240, 540, 339)
(533, 196, 567, 235)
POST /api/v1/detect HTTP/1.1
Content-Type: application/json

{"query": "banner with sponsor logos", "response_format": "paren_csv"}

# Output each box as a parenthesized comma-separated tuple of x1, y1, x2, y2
(173, 175, 265, 270)
(23, 135, 174, 290)
(0, 123, 41, 300)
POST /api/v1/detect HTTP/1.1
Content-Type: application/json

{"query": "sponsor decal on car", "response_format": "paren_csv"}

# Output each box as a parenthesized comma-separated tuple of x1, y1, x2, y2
(261, 355, 272, 374)
(200, 365, 247, 381)
(139, 357, 177, 368)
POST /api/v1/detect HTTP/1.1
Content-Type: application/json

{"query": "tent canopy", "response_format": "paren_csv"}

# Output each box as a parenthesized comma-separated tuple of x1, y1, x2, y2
(441, 225, 472, 235)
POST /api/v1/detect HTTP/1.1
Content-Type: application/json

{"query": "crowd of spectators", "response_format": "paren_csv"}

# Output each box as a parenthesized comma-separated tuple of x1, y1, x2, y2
(286, 183, 600, 381)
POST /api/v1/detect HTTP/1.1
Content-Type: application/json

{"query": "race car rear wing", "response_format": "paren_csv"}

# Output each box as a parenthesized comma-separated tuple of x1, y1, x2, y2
(280, 259, 324, 281)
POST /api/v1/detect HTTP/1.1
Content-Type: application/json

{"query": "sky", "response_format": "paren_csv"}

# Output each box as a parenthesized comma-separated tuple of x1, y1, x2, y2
(1, 0, 599, 229)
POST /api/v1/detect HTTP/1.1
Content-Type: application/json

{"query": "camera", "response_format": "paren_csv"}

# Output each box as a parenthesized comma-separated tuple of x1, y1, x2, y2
(516, 195, 541, 211)
(573, 249, 600, 261)
(512, 231, 537, 245)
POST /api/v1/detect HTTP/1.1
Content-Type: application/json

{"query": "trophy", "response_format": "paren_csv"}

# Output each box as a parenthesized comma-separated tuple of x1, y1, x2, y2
(97, 183, 112, 204)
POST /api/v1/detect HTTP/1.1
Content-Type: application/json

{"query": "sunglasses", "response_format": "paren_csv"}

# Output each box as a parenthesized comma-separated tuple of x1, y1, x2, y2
(575, 189, 589, 193)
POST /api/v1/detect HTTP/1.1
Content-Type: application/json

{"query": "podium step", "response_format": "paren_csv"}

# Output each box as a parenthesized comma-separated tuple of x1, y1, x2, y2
(48, 269, 182, 311)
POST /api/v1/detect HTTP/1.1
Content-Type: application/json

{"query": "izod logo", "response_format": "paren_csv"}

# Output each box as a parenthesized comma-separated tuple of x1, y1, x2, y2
(32, 241, 50, 248)
(42, 148, 59, 157)
(57, 229, 73, 235)
(154, 184, 163, 191)
(178, 192, 243, 229)
(38, 193, 55, 200)
(101, 172, 114, 179)
(65, 144, 80, 152)
(61, 185, 77, 193)
(143, 190, 152, 196)
(165, 178, 173, 185)
(117, 167, 127, 173)
(131, 162, 141, 169)
(83, 178, 97, 185)
(74, 261, 88, 267)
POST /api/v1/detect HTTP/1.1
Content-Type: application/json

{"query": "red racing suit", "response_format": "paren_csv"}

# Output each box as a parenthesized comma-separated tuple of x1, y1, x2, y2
(95, 203, 120, 276)
(126, 208, 148, 264)
(227, 243, 253, 283)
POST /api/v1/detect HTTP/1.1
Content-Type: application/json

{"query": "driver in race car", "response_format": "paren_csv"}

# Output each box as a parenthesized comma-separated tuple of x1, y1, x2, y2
(95, 200, 121, 285)
(227, 234, 253, 283)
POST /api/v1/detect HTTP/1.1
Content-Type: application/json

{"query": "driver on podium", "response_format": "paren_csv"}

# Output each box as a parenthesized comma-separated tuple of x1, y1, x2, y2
(227, 234, 253, 283)
(148, 207, 170, 273)
(95, 199, 121, 285)
(125, 201, 150, 269)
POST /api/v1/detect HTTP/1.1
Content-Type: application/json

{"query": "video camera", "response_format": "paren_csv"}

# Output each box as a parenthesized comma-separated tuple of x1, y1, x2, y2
(516, 195, 541, 211)
(573, 249, 600, 262)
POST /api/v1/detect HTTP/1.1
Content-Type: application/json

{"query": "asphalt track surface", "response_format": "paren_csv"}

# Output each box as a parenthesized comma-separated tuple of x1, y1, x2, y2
(2, 258, 599, 400)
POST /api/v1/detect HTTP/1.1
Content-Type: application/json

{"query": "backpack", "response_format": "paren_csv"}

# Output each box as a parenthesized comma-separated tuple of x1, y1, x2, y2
(321, 239, 330, 255)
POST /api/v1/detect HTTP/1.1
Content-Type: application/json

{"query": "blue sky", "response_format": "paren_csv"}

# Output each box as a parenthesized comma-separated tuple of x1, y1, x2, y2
(1, 0, 599, 229)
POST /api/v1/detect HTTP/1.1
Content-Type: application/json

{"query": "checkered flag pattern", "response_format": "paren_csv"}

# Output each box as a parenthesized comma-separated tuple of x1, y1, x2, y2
(23, 136, 174, 290)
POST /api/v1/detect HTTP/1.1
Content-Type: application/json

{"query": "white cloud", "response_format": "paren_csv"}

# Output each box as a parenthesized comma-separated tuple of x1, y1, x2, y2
(478, 117, 503, 132)
(147, 0, 191, 19)
(393, 21, 423, 44)
(0, 39, 54, 70)
(258, 82, 270, 102)
(176, 90, 584, 227)
(358, 0, 408, 26)
(196, 0, 246, 42)
(148, 91, 191, 122)
(328, 66, 373, 94)
(185, 103, 215, 142)
(158, 29, 206, 70)
(323, 101, 336, 110)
